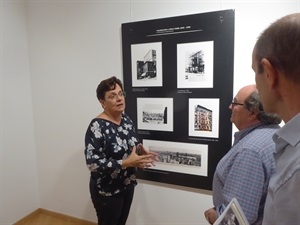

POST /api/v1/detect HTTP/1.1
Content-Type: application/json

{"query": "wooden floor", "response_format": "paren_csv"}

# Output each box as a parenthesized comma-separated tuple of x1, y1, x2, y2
(13, 208, 97, 225)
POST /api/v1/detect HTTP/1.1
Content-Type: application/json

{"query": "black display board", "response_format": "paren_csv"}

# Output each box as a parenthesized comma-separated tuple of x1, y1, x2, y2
(121, 9, 234, 190)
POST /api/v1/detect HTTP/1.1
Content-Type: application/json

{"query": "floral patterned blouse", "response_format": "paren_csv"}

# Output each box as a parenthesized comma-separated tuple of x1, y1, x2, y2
(84, 113, 139, 196)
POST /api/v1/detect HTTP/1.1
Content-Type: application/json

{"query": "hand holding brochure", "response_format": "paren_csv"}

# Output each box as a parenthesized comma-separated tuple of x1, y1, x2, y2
(213, 198, 250, 225)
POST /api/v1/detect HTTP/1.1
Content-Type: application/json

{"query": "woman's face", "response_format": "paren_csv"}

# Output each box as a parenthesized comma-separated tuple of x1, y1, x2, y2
(101, 84, 126, 113)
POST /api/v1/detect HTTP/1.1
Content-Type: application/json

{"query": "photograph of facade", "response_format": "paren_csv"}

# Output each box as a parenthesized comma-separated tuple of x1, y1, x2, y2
(177, 41, 214, 88)
(137, 49, 157, 80)
(186, 50, 205, 74)
(194, 105, 212, 131)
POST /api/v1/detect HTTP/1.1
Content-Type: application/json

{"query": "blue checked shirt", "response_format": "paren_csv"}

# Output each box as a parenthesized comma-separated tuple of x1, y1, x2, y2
(212, 123, 280, 225)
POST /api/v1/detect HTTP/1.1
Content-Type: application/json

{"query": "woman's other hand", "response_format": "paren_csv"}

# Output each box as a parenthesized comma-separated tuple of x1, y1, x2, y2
(122, 145, 159, 169)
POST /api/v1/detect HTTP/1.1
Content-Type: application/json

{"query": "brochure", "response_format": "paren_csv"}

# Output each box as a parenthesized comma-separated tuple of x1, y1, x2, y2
(213, 198, 250, 225)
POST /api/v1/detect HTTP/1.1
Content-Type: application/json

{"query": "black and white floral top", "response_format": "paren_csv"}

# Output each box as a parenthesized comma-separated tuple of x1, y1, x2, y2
(84, 113, 139, 196)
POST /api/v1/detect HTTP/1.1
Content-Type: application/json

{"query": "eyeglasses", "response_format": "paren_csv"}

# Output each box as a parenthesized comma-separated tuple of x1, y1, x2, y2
(231, 99, 244, 106)
(106, 91, 126, 100)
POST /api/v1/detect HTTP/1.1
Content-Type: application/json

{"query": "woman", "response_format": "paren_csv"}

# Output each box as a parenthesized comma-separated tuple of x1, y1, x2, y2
(84, 76, 157, 225)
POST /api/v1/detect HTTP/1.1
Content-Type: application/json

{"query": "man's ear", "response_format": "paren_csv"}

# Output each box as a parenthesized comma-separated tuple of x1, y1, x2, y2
(261, 58, 278, 89)
(250, 110, 259, 121)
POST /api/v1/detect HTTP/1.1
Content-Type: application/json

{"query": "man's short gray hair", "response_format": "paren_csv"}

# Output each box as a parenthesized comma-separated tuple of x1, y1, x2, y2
(244, 91, 282, 124)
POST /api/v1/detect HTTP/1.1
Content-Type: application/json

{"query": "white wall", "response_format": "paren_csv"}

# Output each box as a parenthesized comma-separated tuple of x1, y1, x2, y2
(1, 1, 39, 225)
(1, 0, 299, 225)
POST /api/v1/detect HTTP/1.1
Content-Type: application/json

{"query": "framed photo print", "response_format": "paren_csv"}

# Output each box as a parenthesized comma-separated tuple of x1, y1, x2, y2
(137, 98, 173, 132)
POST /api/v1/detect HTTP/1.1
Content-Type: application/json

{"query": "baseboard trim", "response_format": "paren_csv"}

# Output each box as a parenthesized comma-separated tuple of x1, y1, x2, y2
(13, 208, 41, 224)
(13, 208, 97, 225)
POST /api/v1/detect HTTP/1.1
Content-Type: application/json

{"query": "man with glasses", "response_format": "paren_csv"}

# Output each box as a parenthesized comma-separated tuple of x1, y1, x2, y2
(204, 84, 281, 225)
(252, 13, 300, 225)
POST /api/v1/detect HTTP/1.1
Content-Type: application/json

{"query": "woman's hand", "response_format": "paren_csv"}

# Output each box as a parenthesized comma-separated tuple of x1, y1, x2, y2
(137, 144, 159, 166)
(122, 145, 159, 169)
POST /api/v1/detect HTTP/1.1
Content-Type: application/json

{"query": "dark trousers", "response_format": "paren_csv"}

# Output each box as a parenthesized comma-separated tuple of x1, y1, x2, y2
(89, 179, 134, 225)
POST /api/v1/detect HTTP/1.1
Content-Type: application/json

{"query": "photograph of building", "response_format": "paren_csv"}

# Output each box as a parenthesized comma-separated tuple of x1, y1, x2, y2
(194, 105, 212, 131)
(137, 49, 157, 80)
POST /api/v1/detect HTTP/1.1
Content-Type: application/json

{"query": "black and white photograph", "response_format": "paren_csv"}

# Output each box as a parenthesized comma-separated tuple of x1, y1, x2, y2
(177, 41, 214, 88)
(137, 98, 173, 131)
(214, 198, 249, 225)
(218, 208, 240, 225)
(131, 42, 162, 87)
(143, 139, 208, 176)
(189, 98, 220, 138)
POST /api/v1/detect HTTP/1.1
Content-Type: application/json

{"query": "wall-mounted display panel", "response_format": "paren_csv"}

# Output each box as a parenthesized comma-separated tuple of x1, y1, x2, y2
(122, 9, 235, 190)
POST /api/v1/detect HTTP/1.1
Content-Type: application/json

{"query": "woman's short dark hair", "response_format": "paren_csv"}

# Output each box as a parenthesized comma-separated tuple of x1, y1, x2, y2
(96, 76, 123, 100)
(244, 91, 282, 124)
